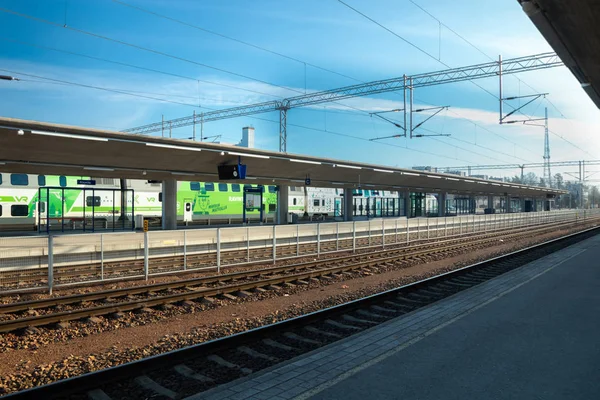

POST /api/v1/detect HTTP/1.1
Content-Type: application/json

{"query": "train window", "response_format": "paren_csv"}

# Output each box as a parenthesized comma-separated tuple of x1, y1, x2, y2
(260, 185, 265, 192)
(231, 184, 240, 192)
(243, 184, 252, 191)
(269, 204, 276, 212)
(0, 205, 2, 216)
(313, 199, 320, 207)
(10, 174, 29, 186)
(0, 174, 2, 185)
(205, 183, 215, 192)
(38, 175, 46, 186)
(290, 186, 296, 191)
(11, 205, 28, 217)
(190, 182, 200, 191)
(321, 200, 325, 206)
(59, 176, 67, 187)
(268, 186, 277, 193)
(38, 202, 46, 213)
(293, 198, 297, 205)
(364, 190, 370, 196)
(86, 196, 101, 207)
(218, 183, 228, 192)
(158, 192, 162, 202)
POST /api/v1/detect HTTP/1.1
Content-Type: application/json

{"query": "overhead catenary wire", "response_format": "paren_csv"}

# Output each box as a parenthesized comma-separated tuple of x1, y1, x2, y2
(111, 0, 362, 85)
(335, 0, 545, 161)
(0, 7, 302, 96)
(2, 67, 480, 164)
(43, 0, 539, 163)
(1, 68, 209, 108)
(0, 8, 381, 120)
(112, 0, 512, 143)
(408, 0, 595, 159)
(0, 4, 545, 167)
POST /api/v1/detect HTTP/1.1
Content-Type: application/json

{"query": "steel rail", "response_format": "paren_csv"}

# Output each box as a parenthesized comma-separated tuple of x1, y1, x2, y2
(0, 219, 590, 332)
(0, 218, 575, 314)
(4, 225, 598, 400)
(0, 216, 581, 288)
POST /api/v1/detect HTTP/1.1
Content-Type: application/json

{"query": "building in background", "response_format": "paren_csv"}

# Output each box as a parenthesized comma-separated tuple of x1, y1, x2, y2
(237, 126, 255, 148)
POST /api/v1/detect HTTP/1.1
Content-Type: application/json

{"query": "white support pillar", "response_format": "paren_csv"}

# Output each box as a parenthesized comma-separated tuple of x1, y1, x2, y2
(404, 190, 411, 218)
(438, 192, 447, 217)
(487, 195, 494, 213)
(161, 179, 178, 230)
(343, 188, 354, 221)
(276, 185, 289, 225)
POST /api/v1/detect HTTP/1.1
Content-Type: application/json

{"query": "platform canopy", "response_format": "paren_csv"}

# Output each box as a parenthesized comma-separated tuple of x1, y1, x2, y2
(0, 117, 566, 197)
(519, 0, 600, 107)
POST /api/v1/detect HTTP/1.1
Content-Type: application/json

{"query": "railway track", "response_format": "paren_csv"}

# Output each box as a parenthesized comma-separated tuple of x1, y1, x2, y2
(0, 218, 594, 333)
(0, 218, 588, 290)
(4, 225, 598, 400)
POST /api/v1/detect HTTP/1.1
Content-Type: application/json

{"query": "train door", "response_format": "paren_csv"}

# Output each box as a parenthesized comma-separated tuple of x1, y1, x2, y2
(183, 199, 193, 222)
(411, 193, 425, 218)
(36, 200, 47, 228)
(334, 198, 342, 217)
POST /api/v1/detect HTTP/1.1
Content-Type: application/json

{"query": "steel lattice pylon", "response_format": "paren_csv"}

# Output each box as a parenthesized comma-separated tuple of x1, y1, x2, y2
(543, 107, 552, 187)
(123, 52, 563, 152)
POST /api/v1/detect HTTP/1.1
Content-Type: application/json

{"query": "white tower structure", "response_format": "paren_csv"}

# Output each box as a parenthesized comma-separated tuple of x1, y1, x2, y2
(238, 126, 255, 148)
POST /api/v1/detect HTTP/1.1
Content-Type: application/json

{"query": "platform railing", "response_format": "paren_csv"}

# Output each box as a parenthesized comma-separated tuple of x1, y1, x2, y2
(0, 209, 598, 294)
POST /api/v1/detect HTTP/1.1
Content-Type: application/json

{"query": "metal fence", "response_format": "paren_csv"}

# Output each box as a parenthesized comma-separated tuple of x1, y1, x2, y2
(0, 209, 597, 294)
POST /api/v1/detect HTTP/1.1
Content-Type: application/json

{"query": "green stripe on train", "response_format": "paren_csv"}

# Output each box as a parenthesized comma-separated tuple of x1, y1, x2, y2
(25, 182, 279, 217)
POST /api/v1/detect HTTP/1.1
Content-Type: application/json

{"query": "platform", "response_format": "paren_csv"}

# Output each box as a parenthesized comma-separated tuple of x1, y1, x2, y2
(191, 232, 600, 400)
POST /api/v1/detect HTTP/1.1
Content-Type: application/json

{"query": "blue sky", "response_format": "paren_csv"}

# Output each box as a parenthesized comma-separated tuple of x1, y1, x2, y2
(1, 0, 599, 181)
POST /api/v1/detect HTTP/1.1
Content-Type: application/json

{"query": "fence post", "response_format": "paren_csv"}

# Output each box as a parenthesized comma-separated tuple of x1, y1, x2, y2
(296, 225, 300, 256)
(100, 233, 104, 280)
(352, 221, 356, 253)
(382, 219, 385, 249)
(144, 231, 149, 281)
(217, 228, 221, 274)
(444, 216, 447, 237)
(48, 234, 54, 295)
(247, 226, 250, 262)
(317, 223, 321, 257)
(273, 225, 277, 264)
(183, 230, 187, 271)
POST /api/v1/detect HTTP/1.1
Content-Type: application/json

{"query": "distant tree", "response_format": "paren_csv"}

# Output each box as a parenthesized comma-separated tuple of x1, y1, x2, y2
(539, 178, 546, 187)
(554, 173, 564, 190)
(588, 186, 600, 208)
(510, 175, 522, 184)
(522, 172, 539, 186)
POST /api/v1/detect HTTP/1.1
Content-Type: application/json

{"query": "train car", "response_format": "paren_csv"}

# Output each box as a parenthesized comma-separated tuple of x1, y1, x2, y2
(0, 173, 278, 231)
(0, 171, 442, 231)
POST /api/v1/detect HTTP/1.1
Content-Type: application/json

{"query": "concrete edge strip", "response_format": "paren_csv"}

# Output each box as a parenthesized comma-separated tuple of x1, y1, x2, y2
(292, 247, 587, 400)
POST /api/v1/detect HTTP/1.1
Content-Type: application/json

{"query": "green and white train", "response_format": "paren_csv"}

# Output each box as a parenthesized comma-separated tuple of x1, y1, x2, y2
(0, 172, 407, 231)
